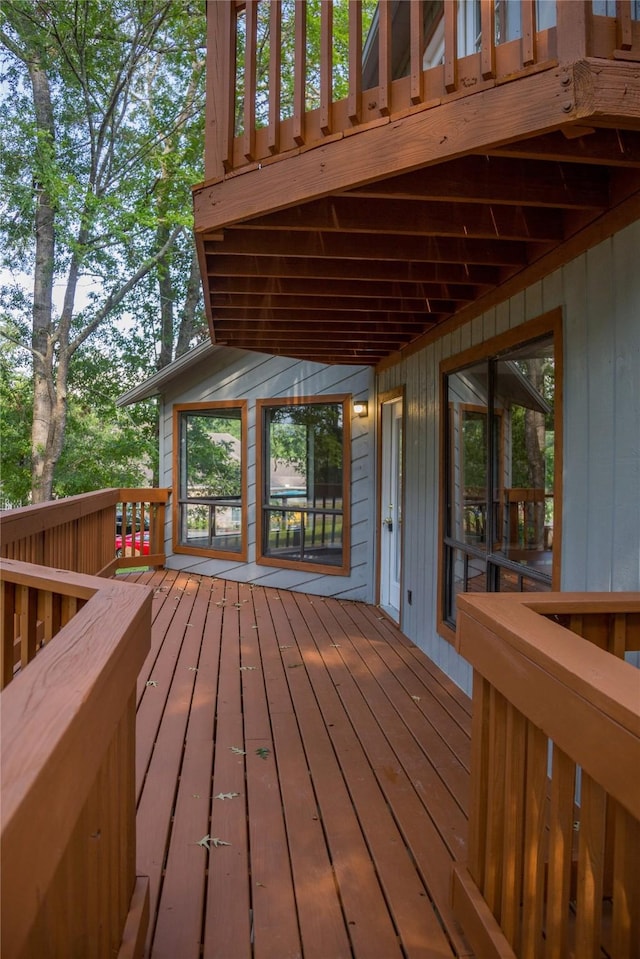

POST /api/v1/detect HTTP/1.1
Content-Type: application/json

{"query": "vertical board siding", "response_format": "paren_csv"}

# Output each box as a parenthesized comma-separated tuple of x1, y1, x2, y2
(161, 351, 374, 601)
(378, 220, 640, 694)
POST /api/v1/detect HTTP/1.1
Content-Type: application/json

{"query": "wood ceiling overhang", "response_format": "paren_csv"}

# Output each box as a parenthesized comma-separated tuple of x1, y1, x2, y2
(197, 128, 640, 367)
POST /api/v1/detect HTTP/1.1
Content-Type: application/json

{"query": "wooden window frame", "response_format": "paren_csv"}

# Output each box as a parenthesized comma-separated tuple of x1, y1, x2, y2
(256, 395, 351, 576)
(173, 400, 248, 562)
(438, 309, 563, 645)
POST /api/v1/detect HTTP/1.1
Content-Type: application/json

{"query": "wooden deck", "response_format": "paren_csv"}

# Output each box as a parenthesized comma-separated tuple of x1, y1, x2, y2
(124, 568, 473, 959)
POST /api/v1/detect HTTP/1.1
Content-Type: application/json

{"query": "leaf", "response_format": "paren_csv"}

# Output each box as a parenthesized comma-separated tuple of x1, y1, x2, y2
(197, 834, 231, 850)
(256, 747, 270, 760)
(146, 680, 158, 687)
(230, 746, 246, 755)
(330, 643, 341, 648)
(215, 792, 240, 801)
(279, 644, 294, 650)
(411, 695, 421, 702)
(187, 666, 198, 671)
(240, 665, 257, 671)
(287, 663, 303, 669)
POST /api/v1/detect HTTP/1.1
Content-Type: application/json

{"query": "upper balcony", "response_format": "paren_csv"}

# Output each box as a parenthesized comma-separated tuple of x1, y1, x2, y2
(193, 0, 640, 365)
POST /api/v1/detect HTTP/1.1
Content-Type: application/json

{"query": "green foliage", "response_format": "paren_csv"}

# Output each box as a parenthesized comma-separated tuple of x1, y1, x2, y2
(0, 348, 32, 505)
(0, 0, 207, 499)
(183, 412, 242, 498)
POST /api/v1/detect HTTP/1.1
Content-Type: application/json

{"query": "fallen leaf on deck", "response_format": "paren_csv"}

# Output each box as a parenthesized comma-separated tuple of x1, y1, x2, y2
(230, 746, 246, 755)
(197, 834, 231, 850)
(146, 680, 158, 687)
(411, 695, 421, 702)
(256, 747, 270, 760)
(240, 665, 257, 671)
(187, 666, 198, 671)
(251, 625, 259, 629)
(330, 644, 341, 648)
(279, 644, 293, 650)
(287, 663, 303, 668)
(215, 792, 240, 801)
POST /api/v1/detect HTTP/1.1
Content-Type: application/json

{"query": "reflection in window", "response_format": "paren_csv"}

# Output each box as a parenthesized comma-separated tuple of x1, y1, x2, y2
(260, 400, 348, 571)
(443, 333, 557, 626)
(176, 405, 245, 557)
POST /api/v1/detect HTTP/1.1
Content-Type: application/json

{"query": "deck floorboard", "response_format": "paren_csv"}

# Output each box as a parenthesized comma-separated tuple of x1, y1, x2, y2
(126, 571, 474, 959)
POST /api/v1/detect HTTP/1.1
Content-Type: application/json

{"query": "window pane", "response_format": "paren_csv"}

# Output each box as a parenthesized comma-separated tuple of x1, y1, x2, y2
(262, 402, 345, 567)
(493, 336, 554, 577)
(445, 545, 487, 622)
(447, 364, 489, 546)
(497, 566, 552, 595)
(178, 407, 244, 555)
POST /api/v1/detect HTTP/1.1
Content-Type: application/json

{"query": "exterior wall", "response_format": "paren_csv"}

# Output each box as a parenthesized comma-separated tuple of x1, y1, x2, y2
(159, 348, 375, 601)
(377, 220, 640, 694)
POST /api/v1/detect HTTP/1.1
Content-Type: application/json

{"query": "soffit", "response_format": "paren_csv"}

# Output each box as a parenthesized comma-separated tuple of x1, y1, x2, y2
(198, 127, 640, 367)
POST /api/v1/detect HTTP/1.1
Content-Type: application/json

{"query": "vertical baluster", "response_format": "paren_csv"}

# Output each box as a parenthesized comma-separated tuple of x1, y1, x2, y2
(444, 0, 458, 93)
(1, 579, 16, 689)
(480, 0, 496, 80)
(501, 703, 527, 949)
(609, 612, 627, 658)
(205, 0, 234, 178)
(378, 0, 391, 115)
(244, 0, 257, 161)
(556, 0, 590, 63)
(467, 673, 491, 888)
(348, 1, 362, 123)
(521, 0, 537, 66)
(18, 584, 38, 668)
(545, 745, 576, 959)
(520, 723, 547, 959)
(268, 1, 282, 153)
(617, 0, 633, 51)
(575, 773, 606, 958)
(410, 0, 424, 104)
(293, 1, 306, 145)
(320, 0, 332, 135)
(484, 685, 507, 919)
(611, 800, 640, 959)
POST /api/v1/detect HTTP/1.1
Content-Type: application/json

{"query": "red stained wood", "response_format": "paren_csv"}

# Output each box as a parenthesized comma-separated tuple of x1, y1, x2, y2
(129, 571, 474, 958)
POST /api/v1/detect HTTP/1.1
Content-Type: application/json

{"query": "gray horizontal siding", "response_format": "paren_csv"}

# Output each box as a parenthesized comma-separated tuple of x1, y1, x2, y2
(160, 350, 375, 600)
(378, 220, 640, 694)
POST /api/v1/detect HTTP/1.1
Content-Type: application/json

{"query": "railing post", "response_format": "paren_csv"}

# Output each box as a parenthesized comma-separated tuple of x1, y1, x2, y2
(556, 0, 590, 64)
(205, 0, 235, 180)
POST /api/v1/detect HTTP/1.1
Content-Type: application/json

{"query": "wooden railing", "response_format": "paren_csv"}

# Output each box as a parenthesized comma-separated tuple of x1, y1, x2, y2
(0, 558, 152, 958)
(205, 0, 640, 180)
(0, 487, 170, 578)
(453, 592, 640, 959)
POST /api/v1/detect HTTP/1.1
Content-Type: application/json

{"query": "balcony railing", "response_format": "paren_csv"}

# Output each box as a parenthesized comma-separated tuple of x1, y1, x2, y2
(453, 592, 640, 959)
(0, 487, 170, 577)
(0, 559, 152, 958)
(0, 490, 168, 957)
(205, 0, 640, 180)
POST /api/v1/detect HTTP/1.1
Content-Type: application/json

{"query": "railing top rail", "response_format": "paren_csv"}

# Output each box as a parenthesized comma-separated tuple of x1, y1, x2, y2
(457, 592, 640, 723)
(0, 569, 152, 956)
(456, 592, 640, 818)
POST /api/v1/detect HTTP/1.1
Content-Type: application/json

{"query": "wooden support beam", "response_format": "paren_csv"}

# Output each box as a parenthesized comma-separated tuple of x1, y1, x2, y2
(209, 229, 529, 266)
(205, 253, 500, 287)
(235, 196, 565, 241)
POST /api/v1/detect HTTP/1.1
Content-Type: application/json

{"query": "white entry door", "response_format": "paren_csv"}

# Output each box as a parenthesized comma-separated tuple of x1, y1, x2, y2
(380, 396, 403, 621)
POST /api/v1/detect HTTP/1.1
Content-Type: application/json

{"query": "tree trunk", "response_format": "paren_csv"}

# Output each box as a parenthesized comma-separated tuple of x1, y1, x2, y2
(29, 54, 58, 503)
(176, 241, 205, 357)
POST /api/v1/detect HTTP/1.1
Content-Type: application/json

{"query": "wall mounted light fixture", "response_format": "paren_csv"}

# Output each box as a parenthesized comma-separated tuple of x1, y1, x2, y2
(353, 400, 368, 418)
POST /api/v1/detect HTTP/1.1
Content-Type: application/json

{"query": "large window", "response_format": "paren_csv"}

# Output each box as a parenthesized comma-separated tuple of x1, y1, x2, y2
(174, 402, 247, 560)
(257, 398, 349, 574)
(441, 315, 561, 630)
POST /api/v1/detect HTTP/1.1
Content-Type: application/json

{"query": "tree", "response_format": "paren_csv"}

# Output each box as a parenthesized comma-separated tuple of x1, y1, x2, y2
(0, 0, 206, 502)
